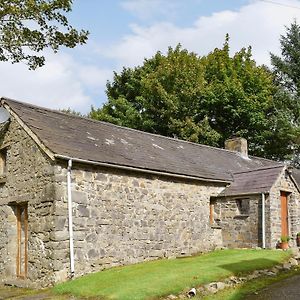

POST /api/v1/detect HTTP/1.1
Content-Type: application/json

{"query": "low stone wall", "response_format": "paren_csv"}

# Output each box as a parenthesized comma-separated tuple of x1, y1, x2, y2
(52, 163, 225, 282)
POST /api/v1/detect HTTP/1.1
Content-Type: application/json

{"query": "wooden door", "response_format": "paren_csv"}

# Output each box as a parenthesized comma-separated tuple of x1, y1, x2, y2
(16, 205, 28, 278)
(280, 192, 288, 237)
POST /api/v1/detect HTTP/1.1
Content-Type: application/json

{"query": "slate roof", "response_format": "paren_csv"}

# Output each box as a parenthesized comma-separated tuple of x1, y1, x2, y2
(291, 168, 300, 190)
(218, 165, 284, 196)
(1, 97, 284, 184)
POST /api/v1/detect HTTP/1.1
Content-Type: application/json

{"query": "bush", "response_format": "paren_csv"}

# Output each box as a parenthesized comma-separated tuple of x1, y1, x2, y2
(280, 236, 290, 243)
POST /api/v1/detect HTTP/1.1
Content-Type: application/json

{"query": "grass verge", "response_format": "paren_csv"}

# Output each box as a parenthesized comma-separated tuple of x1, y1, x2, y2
(53, 249, 291, 300)
(200, 266, 300, 300)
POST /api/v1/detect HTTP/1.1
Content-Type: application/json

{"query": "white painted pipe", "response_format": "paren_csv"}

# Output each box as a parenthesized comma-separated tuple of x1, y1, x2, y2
(67, 159, 75, 276)
(262, 193, 266, 249)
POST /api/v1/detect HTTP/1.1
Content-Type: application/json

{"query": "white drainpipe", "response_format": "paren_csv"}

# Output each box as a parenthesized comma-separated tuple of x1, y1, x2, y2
(262, 193, 266, 249)
(67, 159, 75, 277)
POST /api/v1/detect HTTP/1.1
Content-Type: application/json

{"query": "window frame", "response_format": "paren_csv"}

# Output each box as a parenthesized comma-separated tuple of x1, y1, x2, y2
(0, 146, 7, 176)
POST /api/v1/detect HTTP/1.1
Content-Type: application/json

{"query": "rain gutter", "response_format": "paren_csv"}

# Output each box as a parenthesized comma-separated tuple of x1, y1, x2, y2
(54, 154, 232, 184)
(262, 193, 266, 249)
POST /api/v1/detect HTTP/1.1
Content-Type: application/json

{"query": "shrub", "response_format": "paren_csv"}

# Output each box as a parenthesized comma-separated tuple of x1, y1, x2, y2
(280, 235, 290, 243)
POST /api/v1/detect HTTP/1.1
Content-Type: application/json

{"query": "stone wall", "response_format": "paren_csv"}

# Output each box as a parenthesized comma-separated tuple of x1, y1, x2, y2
(213, 168, 300, 249)
(0, 118, 56, 287)
(1, 115, 300, 287)
(213, 195, 262, 248)
(268, 169, 300, 248)
(52, 163, 226, 281)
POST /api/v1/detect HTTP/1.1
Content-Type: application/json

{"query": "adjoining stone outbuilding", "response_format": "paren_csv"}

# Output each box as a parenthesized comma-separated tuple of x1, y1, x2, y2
(0, 97, 299, 287)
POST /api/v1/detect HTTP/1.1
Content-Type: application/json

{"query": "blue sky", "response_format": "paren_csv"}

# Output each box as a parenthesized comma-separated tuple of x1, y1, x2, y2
(1, 0, 300, 112)
(69, 1, 250, 39)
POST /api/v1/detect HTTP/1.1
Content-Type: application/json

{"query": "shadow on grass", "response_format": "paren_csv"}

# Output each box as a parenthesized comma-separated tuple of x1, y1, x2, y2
(202, 261, 300, 300)
(219, 258, 278, 276)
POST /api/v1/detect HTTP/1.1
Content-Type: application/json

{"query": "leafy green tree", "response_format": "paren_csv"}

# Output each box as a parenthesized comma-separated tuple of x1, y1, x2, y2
(200, 40, 275, 156)
(90, 39, 288, 158)
(91, 45, 221, 146)
(270, 21, 300, 165)
(0, 0, 88, 69)
(60, 107, 85, 117)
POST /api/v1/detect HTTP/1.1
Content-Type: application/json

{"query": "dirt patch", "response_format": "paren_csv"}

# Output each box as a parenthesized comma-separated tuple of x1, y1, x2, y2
(0, 285, 71, 300)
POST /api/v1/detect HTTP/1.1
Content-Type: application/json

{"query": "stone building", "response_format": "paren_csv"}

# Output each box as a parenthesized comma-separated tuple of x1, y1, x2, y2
(0, 97, 299, 287)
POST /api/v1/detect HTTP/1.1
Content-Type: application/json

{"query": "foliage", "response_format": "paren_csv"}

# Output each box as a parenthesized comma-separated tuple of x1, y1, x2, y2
(0, 0, 88, 69)
(280, 235, 290, 243)
(59, 108, 85, 117)
(91, 44, 219, 144)
(53, 249, 290, 300)
(91, 38, 286, 158)
(200, 39, 275, 156)
(270, 21, 300, 166)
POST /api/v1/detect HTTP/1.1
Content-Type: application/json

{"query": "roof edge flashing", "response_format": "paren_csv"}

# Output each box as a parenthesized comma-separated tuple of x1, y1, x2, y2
(1, 101, 55, 161)
(217, 191, 270, 198)
(54, 154, 232, 184)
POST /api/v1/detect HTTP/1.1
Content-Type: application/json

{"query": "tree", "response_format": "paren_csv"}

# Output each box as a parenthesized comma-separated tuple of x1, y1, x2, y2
(0, 0, 88, 69)
(200, 39, 275, 156)
(60, 107, 85, 117)
(91, 45, 221, 146)
(90, 39, 290, 159)
(270, 21, 300, 166)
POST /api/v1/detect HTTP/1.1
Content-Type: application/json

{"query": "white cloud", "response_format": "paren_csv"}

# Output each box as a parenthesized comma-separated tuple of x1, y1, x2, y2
(2, 0, 300, 112)
(107, 0, 300, 68)
(120, 0, 180, 21)
(0, 52, 112, 113)
(77, 65, 111, 89)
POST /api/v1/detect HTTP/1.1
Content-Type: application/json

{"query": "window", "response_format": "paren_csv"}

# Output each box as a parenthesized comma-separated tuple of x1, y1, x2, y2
(209, 199, 215, 225)
(0, 147, 7, 175)
(210, 198, 221, 227)
(236, 198, 250, 215)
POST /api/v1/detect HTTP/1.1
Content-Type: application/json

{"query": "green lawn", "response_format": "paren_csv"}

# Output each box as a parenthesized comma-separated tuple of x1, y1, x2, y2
(53, 249, 291, 300)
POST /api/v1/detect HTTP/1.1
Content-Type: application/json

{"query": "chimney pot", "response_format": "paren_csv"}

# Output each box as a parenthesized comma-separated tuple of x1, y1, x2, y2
(225, 137, 248, 157)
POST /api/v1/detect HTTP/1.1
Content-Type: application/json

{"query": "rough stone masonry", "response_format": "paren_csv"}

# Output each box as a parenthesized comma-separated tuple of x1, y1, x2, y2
(0, 98, 299, 288)
(51, 163, 225, 282)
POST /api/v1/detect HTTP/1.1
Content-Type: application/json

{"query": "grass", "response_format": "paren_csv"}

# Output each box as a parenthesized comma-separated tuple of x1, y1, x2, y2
(0, 285, 66, 300)
(200, 267, 300, 300)
(53, 249, 291, 300)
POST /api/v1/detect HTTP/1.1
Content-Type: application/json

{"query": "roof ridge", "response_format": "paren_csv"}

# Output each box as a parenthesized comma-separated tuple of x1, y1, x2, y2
(1, 96, 95, 121)
(247, 154, 283, 164)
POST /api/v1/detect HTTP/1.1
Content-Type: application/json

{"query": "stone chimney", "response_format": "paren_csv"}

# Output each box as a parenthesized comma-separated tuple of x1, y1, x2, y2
(225, 137, 248, 157)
